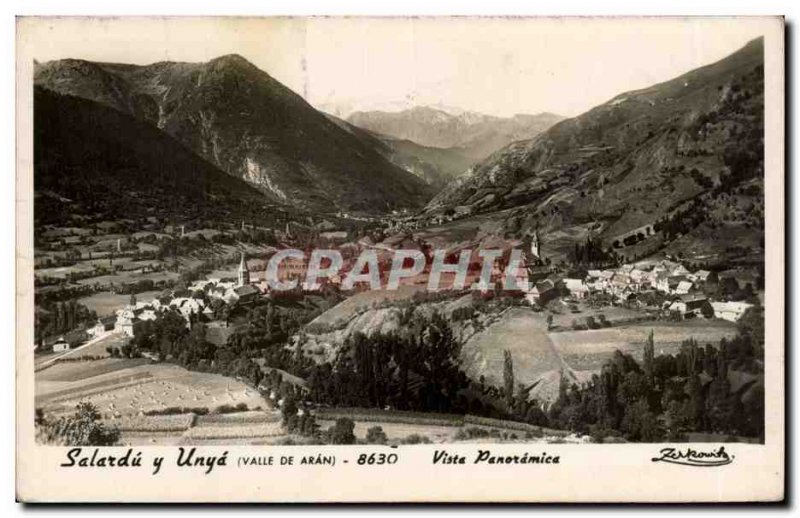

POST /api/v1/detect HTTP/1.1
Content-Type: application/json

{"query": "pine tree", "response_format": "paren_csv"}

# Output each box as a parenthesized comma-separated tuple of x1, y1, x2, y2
(643, 329, 655, 386)
(503, 350, 514, 410)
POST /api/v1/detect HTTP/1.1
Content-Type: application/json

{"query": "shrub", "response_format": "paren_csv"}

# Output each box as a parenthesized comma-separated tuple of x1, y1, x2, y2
(145, 406, 210, 416)
(401, 434, 432, 445)
(213, 404, 237, 414)
(365, 426, 388, 445)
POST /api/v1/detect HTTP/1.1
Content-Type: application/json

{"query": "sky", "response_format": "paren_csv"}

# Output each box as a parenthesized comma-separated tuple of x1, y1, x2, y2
(20, 16, 771, 118)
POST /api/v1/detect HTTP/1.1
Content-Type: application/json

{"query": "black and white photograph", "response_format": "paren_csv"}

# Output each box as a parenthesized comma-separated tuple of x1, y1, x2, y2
(14, 14, 785, 503)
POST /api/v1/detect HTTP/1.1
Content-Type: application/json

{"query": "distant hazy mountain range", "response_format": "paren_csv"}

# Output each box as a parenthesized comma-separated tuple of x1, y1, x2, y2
(34, 55, 434, 213)
(347, 106, 565, 162)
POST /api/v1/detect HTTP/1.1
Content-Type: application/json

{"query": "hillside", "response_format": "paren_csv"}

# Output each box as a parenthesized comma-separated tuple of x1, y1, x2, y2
(347, 106, 564, 163)
(33, 87, 278, 225)
(322, 114, 471, 188)
(35, 55, 433, 213)
(376, 136, 476, 185)
(425, 38, 765, 264)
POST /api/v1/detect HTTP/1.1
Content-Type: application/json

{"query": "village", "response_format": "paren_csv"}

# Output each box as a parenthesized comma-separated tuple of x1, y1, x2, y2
(42, 223, 758, 359)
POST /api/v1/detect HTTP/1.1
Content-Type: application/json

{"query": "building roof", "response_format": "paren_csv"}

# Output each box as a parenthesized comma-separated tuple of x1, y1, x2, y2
(711, 301, 753, 312)
(234, 284, 259, 297)
(679, 293, 708, 303)
(695, 270, 711, 281)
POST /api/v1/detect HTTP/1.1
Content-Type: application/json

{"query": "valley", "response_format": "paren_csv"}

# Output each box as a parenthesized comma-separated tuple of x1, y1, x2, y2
(33, 37, 766, 447)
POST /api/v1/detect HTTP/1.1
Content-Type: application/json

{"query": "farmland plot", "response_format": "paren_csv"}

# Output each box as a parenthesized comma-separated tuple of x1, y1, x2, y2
(550, 320, 737, 371)
(183, 421, 284, 441)
(36, 362, 268, 422)
(78, 290, 161, 316)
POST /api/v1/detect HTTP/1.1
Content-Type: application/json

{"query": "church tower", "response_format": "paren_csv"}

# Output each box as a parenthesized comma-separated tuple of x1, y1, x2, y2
(238, 252, 250, 287)
(530, 228, 541, 260)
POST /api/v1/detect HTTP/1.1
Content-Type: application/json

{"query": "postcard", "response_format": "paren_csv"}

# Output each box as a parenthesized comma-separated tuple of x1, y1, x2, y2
(16, 15, 785, 502)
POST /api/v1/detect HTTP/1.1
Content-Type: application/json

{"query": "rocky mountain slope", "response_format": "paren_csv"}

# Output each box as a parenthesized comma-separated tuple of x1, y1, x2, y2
(35, 55, 433, 213)
(34, 87, 279, 226)
(347, 106, 565, 162)
(425, 38, 765, 264)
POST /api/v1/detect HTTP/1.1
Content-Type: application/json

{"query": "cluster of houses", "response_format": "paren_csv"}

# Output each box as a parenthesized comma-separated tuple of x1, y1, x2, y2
(67, 247, 754, 352)
(83, 254, 261, 341)
(528, 259, 754, 322)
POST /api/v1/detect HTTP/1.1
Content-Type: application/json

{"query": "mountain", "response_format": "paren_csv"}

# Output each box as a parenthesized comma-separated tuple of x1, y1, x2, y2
(347, 106, 565, 162)
(33, 86, 282, 226)
(34, 55, 433, 213)
(425, 38, 765, 264)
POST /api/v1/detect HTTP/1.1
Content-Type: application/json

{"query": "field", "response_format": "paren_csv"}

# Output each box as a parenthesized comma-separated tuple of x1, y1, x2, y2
(36, 361, 268, 421)
(77, 291, 161, 316)
(549, 303, 647, 329)
(550, 319, 738, 371)
(116, 411, 284, 445)
(37, 357, 149, 384)
(460, 307, 569, 402)
(74, 271, 180, 287)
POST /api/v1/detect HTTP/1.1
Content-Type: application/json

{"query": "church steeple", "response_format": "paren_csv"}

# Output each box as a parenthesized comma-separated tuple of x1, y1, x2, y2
(238, 252, 250, 287)
(531, 228, 541, 260)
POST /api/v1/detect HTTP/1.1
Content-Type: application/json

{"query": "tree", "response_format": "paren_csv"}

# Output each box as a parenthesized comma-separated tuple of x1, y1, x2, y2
(620, 399, 663, 442)
(643, 329, 655, 386)
(36, 403, 120, 446)
(329, 418, 356, 445)
(281, 395, 299, 430)
(503, 350, 514, 410)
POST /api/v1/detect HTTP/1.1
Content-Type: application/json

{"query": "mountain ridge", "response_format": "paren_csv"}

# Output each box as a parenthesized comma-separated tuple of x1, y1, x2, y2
(33, 86, 285, 226)
(424, 37, 765, 264)
(35, 54, 434, 213)
(347, 106, 565, 162)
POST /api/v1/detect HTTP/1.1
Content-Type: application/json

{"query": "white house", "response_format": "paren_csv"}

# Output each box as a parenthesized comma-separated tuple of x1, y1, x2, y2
(675, 280, 694, 295)
(524, 279, 557, 305)
(563, 278, 590, 299)
(694, 270, 712, 282)
(52, 336, 70, 353)
(711, 301, 753, 322)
